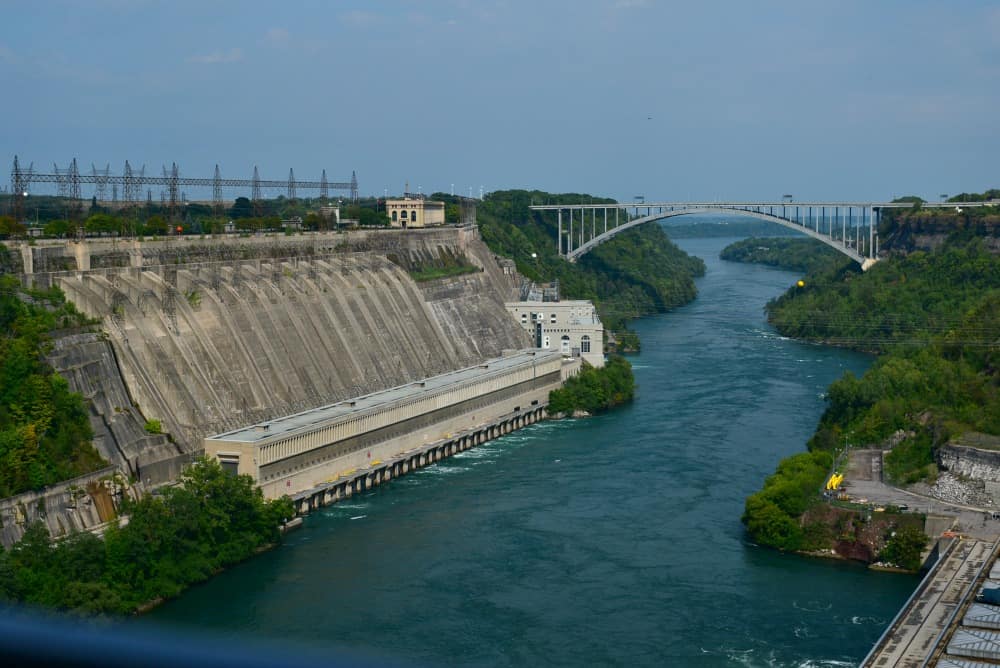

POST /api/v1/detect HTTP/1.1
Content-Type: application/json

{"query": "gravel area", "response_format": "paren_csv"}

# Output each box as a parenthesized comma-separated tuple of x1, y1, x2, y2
(911, 472, 996, 509)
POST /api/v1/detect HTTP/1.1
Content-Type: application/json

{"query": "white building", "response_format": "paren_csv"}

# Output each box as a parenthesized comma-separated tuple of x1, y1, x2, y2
(505, 300, 604, 368)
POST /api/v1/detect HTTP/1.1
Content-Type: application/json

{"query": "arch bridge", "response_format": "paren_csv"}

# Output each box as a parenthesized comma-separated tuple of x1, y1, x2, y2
(528, 201, 990, 271)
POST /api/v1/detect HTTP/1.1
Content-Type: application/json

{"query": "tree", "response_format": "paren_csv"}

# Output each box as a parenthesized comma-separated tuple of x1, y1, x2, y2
(879, 525, 928, 571)
(230, 197, 253, 219)
(303, 212, 322, 230)
(84, 213, 121, 236)
(43, 219, 73, 238)
(143, 215, 167, 236)
(0, 215, 27, 238)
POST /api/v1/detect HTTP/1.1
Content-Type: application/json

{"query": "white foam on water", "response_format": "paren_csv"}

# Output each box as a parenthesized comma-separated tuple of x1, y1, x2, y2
(792, 600, 833, 613)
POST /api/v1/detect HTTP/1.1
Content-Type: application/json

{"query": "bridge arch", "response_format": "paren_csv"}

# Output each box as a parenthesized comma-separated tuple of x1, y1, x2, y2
(566, 205, 875, 270)
(529, 202, 896, 272)
(580, 206, 877, 270)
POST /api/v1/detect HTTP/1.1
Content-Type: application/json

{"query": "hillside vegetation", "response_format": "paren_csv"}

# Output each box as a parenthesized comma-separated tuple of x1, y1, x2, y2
(720, 236, 846, 275)
(734, 212, 1000, 553)
(0, 268, 103, 497)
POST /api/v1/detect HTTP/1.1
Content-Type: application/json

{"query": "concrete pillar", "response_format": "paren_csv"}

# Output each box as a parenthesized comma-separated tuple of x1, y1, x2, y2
(20, 246, 33, 275)
(72, 243, 91, 271)
(130, 241, 144, 268)
(557, 209, 562, 256)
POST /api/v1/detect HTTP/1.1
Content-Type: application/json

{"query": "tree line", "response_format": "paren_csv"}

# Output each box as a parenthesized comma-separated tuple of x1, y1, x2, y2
(0, 195, 394, 239)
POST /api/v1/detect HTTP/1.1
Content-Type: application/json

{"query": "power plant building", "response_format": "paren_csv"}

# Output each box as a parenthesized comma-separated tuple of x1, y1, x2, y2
(204, 349, 564, 498)
(505, 300, 604, 368)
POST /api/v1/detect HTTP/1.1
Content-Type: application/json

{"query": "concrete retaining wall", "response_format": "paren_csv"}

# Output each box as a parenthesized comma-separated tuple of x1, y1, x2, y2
(0, 467, 137, 548)
(938, 444, 1000, 482)
(30, 227, 529, 454)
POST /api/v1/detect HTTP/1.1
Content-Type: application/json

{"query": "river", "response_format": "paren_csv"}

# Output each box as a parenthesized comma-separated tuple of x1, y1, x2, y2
(143, 234, 919, 666)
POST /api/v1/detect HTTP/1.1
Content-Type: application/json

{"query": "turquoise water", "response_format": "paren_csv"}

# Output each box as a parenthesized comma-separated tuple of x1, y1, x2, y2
(143, 235, 919, 666)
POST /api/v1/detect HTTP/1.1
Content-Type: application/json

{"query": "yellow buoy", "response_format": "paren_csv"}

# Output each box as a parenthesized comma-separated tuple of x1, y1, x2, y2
(797, 280, 805, 288)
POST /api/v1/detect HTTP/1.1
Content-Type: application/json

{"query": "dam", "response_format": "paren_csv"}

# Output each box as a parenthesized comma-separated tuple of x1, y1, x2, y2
(1, 225, 550, 545)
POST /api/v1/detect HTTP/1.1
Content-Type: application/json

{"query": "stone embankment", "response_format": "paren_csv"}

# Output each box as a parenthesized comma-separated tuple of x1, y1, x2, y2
(1, 226, 531, 545)
(914, 472, 995, 509)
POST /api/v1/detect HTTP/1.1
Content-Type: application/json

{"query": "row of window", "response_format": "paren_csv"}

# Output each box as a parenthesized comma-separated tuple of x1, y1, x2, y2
(560, 334, 591, 353)
(391, 210, 419, 221)
(520, 313, 559, 325)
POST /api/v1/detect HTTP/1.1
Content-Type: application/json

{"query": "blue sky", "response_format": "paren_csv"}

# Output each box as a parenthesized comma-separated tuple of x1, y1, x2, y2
(2, 0, 998, 202)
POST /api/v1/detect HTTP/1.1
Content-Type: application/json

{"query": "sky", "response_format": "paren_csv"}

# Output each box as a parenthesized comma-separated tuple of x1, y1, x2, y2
(1, 0, 998, 203)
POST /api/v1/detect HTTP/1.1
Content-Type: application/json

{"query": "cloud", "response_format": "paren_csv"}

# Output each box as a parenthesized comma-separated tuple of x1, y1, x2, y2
(264, 27, 290, 45)
(187, 48, 243, 65)
(340, 9, 380, 26)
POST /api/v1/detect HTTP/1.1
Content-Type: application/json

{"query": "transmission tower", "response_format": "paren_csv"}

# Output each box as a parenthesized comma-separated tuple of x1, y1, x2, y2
(320, 169, 329, 200)
(92, 163, 111, 202)
(350, 170, 358, 202)
(10, 156, 32, 222)
(251, 166, 262, 216)
(212, 164, 222, 216)
(68, 159, 82, 219)
(167, 163, 180, 219)
(53, 162, 70, 198)
(287, 168, 296, 201)
(68, 159, 81, 201)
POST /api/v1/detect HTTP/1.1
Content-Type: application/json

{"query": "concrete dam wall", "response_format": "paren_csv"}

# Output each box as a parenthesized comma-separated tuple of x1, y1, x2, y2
(40, 228, 530, 464)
